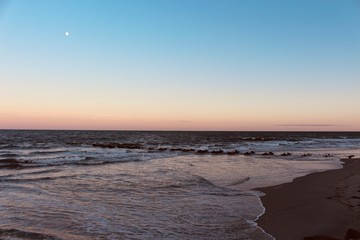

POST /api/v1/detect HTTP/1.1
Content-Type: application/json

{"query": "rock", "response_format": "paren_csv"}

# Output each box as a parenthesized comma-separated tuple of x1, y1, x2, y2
(0, 158, 19, 164)
(210, 150, 224, 154)
(116, 143, 142, 149)
(244, 151, 255, 156)
(196, 149, 209, 154)
(92, 143, 115, 148)
(170, 148, 182, 151)
(281, 152, 292, 156)
(92, 143, 142, 149)
(301, 153, 312, 157)
(243, 137, 271, 141)
(227, 150, 240, 155)
(181, 148, 195, 152)
(0, 159, 23, 169)
(262, 152, 274, 156)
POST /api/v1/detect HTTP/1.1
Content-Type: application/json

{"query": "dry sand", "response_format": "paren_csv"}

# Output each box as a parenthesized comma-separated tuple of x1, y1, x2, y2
(256, 158, 360, 240)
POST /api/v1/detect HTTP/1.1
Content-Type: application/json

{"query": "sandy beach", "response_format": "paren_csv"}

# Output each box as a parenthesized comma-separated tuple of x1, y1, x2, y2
(257, 158, 360, 240)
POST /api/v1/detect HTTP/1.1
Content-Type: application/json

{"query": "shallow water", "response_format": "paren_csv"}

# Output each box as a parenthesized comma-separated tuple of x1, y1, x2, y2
(0, 131, 359, 239)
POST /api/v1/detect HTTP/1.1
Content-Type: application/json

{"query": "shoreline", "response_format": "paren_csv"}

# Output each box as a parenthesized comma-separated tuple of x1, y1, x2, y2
(256, 158, 360, 240)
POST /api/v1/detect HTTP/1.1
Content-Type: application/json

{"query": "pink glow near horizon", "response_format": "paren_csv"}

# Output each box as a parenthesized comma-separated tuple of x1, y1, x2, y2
(1, 111, 358, 131)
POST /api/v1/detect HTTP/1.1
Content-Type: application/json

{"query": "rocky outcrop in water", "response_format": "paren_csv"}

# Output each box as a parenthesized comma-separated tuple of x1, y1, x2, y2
(92, 143, 142, 149)
(244, 151, 255, 156)
(281, 152, 292, 156)
(196, 149, 209, 154)
(262, 152, 274, 156)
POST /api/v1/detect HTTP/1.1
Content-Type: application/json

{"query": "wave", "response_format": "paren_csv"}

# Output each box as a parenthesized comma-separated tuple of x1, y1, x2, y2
(227, 177, 251, 187)
(0, 176, 55, 183)
(152, 174, 250, 197)
(0, 228, 62, 240)
(24, 168, 62, 175)
(29, 150, 68, 155)
(0, 149, 342, 171)
(0, 153, 18, 158)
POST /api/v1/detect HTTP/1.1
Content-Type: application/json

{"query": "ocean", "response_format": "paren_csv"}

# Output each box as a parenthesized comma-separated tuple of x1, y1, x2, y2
(0, 130, 360, 239)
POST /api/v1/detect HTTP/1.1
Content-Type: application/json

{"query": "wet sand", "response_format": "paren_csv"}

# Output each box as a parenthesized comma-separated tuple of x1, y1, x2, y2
(256, 158, 360, 240)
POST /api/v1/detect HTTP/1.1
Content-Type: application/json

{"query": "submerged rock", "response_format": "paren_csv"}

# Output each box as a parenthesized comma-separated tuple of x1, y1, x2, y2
(210, 150, 224, 154)
(0, 158, 23, 169)
(301, 153, 312, 157)
(227, 150, 240, 155)
(170, 148, 182, 151)
(196, 149, 209, 154)
(244, 151, 255, 156)
(262, 152, 274, 156)
(281, 152, 292, 156)
(92, 143, 142, 149)
(181, 148, 195, 152)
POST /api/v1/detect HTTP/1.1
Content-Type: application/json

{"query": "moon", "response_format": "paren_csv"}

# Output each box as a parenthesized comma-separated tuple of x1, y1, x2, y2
(64, 32, 70, 37)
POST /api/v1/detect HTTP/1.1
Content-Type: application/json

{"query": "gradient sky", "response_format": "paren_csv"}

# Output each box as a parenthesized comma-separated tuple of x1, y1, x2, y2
(1, 0, 360, 131)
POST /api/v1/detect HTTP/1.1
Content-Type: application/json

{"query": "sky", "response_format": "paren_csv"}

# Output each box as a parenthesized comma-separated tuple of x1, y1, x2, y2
(1, 0, 360, 131)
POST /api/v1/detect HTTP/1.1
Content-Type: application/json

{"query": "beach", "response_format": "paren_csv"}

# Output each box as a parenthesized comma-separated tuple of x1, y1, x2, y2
(257, 158, 360, 240)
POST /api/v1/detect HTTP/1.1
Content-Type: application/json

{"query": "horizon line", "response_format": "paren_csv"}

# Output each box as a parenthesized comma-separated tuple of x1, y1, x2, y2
(1, 128, 360, 133)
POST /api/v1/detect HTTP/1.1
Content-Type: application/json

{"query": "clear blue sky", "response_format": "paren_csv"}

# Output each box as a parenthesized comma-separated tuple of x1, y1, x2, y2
(1, 0, 360, 130)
